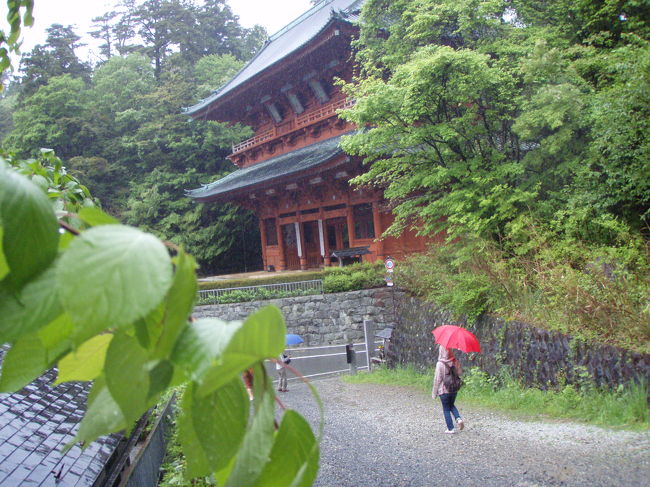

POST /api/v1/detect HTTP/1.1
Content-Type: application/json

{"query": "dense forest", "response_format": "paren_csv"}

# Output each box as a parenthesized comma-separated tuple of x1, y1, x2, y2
(0, 0, 265, 275)
(342, 0, 649, 350)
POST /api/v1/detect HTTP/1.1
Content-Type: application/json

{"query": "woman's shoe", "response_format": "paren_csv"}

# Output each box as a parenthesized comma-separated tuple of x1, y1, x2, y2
(457, 419, 464, 431)
(444, 429, 456, 434)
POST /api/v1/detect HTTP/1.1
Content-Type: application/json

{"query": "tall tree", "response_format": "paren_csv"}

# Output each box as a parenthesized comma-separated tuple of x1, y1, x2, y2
(18, 24, 90, 98)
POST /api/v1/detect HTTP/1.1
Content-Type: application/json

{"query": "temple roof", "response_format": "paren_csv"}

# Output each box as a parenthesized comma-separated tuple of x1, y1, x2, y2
(187, 132, 352, 202)
(184, 0, 363, 117)
(0, 347, 122, 486)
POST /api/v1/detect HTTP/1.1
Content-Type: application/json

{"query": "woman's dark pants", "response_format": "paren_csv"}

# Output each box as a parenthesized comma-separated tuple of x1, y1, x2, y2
(439, 393, 461, 430)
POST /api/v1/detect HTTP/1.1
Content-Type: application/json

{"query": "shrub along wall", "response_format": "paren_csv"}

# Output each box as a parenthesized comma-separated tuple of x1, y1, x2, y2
(388, 293, 650, 390)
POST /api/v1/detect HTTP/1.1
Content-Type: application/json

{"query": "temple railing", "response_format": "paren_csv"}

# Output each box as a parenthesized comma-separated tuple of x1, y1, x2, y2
(231, 98, 355, 155)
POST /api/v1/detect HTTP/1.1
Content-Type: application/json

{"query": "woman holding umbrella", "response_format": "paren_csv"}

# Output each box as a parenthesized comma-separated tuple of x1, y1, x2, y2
(277, 334, 304, 392)
(431, 325, 481, 434)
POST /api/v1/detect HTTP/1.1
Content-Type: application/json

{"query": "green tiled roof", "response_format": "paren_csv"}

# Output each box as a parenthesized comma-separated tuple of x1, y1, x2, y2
(187, 133, 352, 202)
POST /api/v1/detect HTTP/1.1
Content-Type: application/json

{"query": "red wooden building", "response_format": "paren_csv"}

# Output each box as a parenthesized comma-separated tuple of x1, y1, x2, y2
(186, 0, 428, 271)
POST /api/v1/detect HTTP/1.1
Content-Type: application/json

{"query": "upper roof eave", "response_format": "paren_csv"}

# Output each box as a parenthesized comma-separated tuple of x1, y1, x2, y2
(183, 0, 363, 119)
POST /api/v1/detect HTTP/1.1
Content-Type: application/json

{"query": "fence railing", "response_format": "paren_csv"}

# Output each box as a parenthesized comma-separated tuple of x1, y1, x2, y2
(198, 279, 324, 302)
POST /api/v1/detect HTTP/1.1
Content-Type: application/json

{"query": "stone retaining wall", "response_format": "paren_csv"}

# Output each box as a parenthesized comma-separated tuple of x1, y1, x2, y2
(193, 288, 398, 346)
(389, 294, 650, 390)
(194, 288, 649, 389)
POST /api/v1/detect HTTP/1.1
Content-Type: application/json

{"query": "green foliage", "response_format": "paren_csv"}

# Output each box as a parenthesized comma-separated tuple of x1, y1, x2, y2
(323, 261, 386, 293)
(0, 0, 33, 74)
(342, 0, 649, 346)
(0, 161, 320, 484)
(198, 271, 324, 290)
(1, 0, 264, 276)
(396, 233, 650, 352)
(198, 287, 319, 305)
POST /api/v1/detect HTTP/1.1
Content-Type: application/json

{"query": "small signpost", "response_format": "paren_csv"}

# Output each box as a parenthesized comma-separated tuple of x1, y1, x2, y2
(384, 256, 394, 286)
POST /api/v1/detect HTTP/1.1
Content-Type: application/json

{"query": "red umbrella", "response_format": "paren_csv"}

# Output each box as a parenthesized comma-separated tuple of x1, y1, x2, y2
(432, 325, 481, 353)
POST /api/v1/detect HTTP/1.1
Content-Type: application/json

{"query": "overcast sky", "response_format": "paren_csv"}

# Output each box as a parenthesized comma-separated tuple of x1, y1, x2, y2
(2, 0, 313, 63)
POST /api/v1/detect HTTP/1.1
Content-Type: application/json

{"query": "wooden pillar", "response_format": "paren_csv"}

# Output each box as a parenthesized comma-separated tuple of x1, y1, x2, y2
(296, 221, 307, 270)
(320, 209, 331, 266)
(372, 201, 384, 260)
(258, 217, 268, 270)
(346, 204, 355, 249)
(276, 217, 287, 270)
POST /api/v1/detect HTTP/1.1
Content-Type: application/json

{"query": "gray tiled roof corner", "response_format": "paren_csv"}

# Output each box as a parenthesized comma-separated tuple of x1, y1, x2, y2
(184, 0, 365, 116)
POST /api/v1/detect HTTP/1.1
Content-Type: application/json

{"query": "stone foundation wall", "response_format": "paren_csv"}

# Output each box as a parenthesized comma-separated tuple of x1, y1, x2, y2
(194, 288, 649, 389)
(193, 288, 398, 346)
(389, 294, 650, 390)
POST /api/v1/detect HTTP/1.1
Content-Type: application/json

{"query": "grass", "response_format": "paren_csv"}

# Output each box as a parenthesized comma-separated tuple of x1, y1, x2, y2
(344, 365, 650, 430)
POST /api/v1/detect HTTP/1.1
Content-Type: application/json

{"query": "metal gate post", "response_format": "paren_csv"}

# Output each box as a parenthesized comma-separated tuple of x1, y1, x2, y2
(363, 319, 375, 372)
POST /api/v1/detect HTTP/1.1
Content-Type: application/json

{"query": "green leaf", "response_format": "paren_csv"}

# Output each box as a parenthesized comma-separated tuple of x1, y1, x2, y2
(198, 306, 286, 396)
(77, 207, 119, 226)
(0, 224, 8, 281)
(104, 331, 150, 426)
(55, 334, 113, 384)
(57, 225, 173, 340)
(223, 365, 276, 487)
(37, 313, 73, 358)
(254, 411, 319, 487)
(74, 375, 127, 445)
(171, 307, 285, 395)
(147, 360, 173, 400)
(0, 262, 62, 343)
(134, 301, 166, 349)
(154, 247, 197, 359)
(178, 379, 249, 477)
(0, 334, 47, 392)
(0, 166, 59, 290)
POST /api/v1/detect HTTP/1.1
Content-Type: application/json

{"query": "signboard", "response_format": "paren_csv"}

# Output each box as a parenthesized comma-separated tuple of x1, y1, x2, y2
(384, 257, 395, 273)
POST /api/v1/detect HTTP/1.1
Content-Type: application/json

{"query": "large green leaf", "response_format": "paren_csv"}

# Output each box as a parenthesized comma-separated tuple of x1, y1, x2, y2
(74, 375, 127, 445)
(172, 307, 286, 396)
(104, 331, 150, 426)
(254, 410, 320, 487)
(134, 301, 166, 349)
(178, 379, 249, 477)
(0, 334, 48, 392)
(38, 313, 74, 361)
(57, 225, 173, 339)
(0, 224, 8, 281)
(223, 365, 276, 487)
(0, 166, 59, 290)
(55, 334, 113, 384)
(77, 207, 119, 226)
(177, 383, 211, 478)
(0, 262, 62, 343)
(198, 306, 286, 396)
(171, 317, 241, 381)
(154, 247, 197, 359)
(0, 316, 74, 392)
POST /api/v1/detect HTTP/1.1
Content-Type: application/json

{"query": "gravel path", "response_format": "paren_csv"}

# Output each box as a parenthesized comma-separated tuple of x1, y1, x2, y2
(279, 377, 650, 487)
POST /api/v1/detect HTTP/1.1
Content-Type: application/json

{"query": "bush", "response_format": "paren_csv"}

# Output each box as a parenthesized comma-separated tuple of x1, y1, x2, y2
(395, 223, 650, 353)
(198, 271, 323, 290)
(323, 261, 385, 293)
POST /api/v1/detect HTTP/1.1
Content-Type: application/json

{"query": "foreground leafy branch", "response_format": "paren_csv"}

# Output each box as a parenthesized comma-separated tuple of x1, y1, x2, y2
(0, 157, 320, 485)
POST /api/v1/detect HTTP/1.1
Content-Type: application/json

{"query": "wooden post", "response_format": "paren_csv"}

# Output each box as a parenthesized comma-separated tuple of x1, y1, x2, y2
(296, 221, 307, 270)
(276, 218, 287, 270)
(258, 217, 268, 270)
(346, 204, 355, 249)
(372, 201, 384, 260)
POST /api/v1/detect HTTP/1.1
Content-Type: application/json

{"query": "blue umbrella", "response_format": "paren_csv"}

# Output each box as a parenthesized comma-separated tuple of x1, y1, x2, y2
(286, 333, 304, 345)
